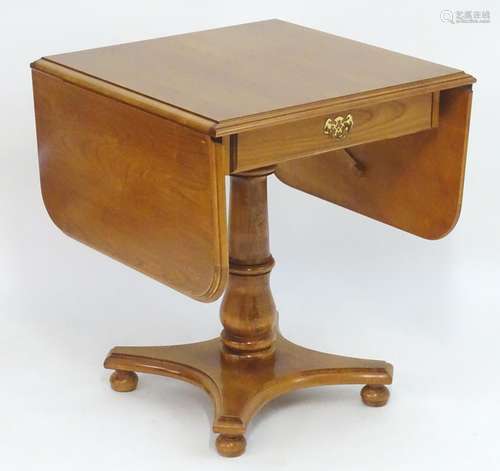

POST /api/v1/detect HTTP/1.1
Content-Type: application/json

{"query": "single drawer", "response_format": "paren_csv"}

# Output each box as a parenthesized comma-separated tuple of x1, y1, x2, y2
(232, 93, 438, 173)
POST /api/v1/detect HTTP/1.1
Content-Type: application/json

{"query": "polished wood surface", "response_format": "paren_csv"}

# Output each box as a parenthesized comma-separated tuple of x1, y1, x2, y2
(39, 19, 474, 136)
(32, 59, 217, 135)
(105, 335, 393, 457)
(234, 93, 434, 172)
(30, 20, 476, 458)
(105, 171, 392, 457)
(220, 167, 277, 356)
(276, 86, 473, 239)
(32, 69, 228, 302)
(110, 370, 138, 392)
(361, 384, 390, 407)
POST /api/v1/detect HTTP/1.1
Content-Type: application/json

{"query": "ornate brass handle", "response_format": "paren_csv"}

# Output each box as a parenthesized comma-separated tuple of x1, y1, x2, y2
(323, 114, 354, 140)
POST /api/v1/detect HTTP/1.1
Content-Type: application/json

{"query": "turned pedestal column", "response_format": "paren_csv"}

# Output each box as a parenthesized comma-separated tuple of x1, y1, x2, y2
(220, 166, 277, 358)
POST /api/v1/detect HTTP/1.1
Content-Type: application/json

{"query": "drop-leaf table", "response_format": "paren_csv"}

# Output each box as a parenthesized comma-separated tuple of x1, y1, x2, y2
(31, 20, 475, 457)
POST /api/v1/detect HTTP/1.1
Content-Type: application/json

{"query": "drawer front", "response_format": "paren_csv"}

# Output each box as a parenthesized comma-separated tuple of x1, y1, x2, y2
(233, 93, 436, 172)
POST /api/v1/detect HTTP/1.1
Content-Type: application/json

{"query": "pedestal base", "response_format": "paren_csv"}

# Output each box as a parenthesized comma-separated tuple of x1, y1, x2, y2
(104, 333, 392, 457)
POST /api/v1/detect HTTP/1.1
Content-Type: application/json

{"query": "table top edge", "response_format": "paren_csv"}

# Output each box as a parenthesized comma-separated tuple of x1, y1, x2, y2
(31, 58, 475, 138)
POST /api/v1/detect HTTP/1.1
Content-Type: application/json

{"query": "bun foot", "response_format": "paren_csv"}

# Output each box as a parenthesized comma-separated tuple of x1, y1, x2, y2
(361, 384, 390, 407)
(216, 434, 246, 457)
(110, 370, 138, 392)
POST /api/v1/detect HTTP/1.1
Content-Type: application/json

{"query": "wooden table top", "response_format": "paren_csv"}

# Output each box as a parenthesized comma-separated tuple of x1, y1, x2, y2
(31, 20, 476, 302)
(42, 20, 473, 135)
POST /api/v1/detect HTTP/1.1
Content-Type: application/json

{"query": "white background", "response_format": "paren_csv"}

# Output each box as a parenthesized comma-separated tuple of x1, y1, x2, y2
(1, 1, 499, 469)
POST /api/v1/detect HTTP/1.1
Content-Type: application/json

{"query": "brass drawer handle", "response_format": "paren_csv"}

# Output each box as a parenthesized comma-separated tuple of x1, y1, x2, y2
(323, 114, 354, 140)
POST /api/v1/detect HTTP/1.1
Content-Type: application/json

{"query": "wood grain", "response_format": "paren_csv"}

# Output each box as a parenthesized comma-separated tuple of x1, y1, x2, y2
(220, 167, 278, 356)
(31, 59, 217, 135)
(33, 69, 228, 301)
(234, 93, 433, 172)
(276, 86, 473, 239)
(104, 170, 392, 456)
(105, 334, 392, 456)
(37, 19, 475, 136)
(30, 20, 476, 457)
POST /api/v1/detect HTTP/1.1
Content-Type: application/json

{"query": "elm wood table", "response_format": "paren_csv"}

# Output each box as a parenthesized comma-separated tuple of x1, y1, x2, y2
(31, 20, 475, 457)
